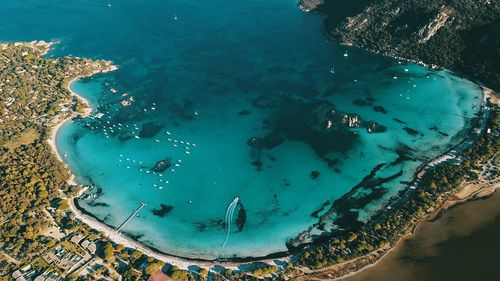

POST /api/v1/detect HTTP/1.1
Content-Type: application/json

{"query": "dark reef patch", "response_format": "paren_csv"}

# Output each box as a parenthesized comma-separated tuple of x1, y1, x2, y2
(403, 126, 424, 137)
(366, 121, 387, 133)
(126, 232, 145, 240)
(251, 95, 281, 109)
(389, 146, 414, 166)
(118, 134, 133, 141)
(166, 98, 196, 120)
(267, 155, 277, 161)
(238, 110, 250, 116)
(310, 170, 320, 179)
(151, 158, 172, 173)
(311, 200, 331, 218)
(324, 158, 340, 168)
(373, 105, 387, 113)
(251, 160, 263, 171)
(247, 131, 285, 150)
(251, 98, 385, 157)
(139, 122, 163, 138)
(393, 118, 408, 125)
(87, 201, 109, 207)
(289, 162, 404, 247)
(283, 179, 291, 186)
(236, 202, 247, 232)
(151, 204, 173, 217)
(354, 99, 371, 106)
(195, 219, 225, 232)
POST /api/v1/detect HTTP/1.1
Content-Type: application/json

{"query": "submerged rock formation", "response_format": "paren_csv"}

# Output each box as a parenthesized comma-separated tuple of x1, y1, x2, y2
(151, 158, 172, 173)
(151, 204, 173, 217)
(311, 170, 321, 179)
(249, 95, 386, 160)
(236, 202, 247, 232)
(139, 122, 163, 138)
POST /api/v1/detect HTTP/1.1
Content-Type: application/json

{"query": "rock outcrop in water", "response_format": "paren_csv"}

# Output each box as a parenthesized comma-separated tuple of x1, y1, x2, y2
(298, 0, 324, 12)
(139, 122, 163, 138)
(151, 204, 173, 217)
(151, 158, 172, 173)
(236, 202, 247, 232)
(249, 95, 386, 160)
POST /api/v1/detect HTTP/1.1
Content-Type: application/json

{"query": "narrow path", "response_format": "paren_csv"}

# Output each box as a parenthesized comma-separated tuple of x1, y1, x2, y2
(0, 250, 21, 265)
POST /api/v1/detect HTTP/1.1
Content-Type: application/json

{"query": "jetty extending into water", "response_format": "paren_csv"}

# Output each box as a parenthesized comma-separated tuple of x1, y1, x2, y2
(116, 202, 146, 233)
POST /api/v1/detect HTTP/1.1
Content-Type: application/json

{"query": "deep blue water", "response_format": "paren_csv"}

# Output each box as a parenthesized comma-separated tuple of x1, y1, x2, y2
(1, 0, 482, 259)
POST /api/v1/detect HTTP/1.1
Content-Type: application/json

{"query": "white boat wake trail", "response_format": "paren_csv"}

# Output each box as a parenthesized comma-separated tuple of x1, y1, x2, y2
(221, 197, 239, 252)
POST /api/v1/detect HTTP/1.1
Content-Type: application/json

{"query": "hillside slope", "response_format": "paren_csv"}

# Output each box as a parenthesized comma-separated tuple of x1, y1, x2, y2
(302, 0, 500, 90)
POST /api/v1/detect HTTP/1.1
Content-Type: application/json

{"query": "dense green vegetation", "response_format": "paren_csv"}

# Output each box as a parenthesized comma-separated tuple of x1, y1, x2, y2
(0, 42, 181, 281)
(0, 41, 109, 264)
(316, 0, 500, 90)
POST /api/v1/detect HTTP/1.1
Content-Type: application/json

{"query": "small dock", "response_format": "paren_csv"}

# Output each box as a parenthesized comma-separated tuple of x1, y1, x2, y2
(116, 202, 146, 233)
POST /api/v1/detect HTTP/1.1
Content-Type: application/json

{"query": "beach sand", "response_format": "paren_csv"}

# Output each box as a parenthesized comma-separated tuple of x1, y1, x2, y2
(48, 77, 95, 184)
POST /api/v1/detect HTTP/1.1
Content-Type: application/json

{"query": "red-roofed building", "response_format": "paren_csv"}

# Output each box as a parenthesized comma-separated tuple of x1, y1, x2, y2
(148, 269, 171, 281)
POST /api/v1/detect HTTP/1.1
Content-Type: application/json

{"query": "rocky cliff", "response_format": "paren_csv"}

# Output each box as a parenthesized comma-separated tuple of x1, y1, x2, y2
(302, 0, 500, 90)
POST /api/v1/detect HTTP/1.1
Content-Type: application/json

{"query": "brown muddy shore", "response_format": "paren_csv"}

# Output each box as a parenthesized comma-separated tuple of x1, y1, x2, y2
(345, 190, 500, 281)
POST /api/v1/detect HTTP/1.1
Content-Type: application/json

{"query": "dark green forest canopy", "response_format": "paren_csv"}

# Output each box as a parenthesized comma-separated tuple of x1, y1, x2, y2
(311, 0, 500, 90)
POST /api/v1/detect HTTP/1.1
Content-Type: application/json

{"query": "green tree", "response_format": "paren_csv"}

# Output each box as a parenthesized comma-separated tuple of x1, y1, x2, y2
(57, 199, 70, 211)
(103, 242, 114, 262)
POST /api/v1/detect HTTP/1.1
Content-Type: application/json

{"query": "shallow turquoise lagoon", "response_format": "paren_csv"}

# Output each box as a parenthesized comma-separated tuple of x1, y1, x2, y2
(1, 0, 482, 259)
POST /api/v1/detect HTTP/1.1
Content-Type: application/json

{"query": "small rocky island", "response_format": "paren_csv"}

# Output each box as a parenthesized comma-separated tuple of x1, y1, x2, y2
(151, 158, 172, 173)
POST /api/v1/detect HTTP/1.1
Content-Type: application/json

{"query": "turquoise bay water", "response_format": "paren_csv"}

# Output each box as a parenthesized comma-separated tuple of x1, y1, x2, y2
(1, 0, 482, 259)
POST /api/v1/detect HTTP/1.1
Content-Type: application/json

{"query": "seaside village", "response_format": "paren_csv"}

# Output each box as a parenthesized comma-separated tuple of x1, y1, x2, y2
(5, 199, 118, 281)
(5, 203, 178, 281)
(0, 42, 178, 281)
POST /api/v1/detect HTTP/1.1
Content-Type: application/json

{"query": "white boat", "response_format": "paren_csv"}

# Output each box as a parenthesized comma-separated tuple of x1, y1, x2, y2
(330, 67, 335, 74)
(343, 51, 348, 57)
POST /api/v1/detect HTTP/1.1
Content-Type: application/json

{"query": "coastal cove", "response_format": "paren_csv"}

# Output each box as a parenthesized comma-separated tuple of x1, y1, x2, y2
(0, 0, 486, 261)
(1, 41, 496, 281)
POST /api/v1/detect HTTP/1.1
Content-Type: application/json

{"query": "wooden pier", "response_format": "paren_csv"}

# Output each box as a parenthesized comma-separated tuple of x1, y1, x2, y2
(116, 202, 146, 233)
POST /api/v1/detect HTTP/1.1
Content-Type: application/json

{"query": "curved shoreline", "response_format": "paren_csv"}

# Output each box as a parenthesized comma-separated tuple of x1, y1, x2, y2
(47, 69, 494, 274)
(337, 181, 500, 281)
(295, 88, 498, 280)
(44, 46, 495, 281)
(47, 70, 292, 269)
